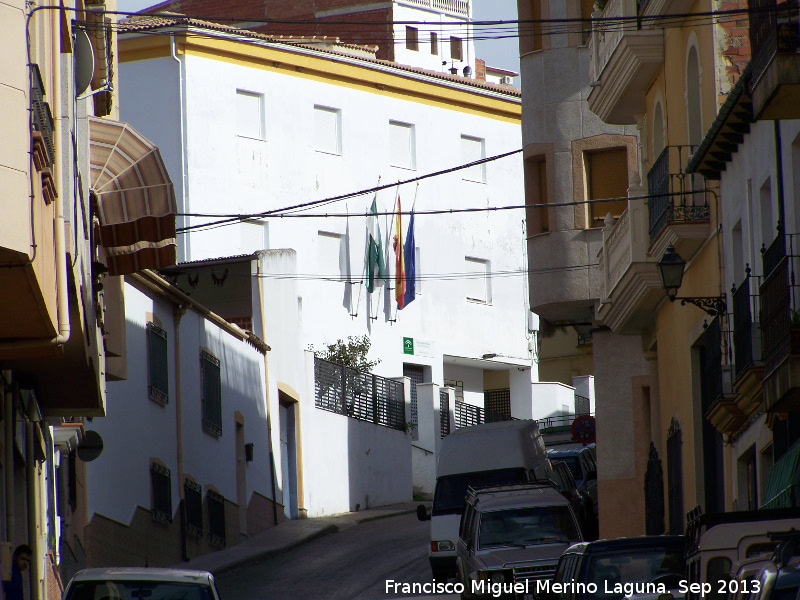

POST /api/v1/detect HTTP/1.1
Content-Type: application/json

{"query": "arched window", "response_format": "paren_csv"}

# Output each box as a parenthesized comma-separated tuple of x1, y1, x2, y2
(686, 44, 703, 147)
(652, 101, 665, 159)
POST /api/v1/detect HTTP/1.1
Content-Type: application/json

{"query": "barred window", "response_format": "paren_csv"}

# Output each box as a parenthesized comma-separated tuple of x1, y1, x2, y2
(207, 490, 226, 547)
(147, 322, 168, 405)
(184, 479, 203, 536)
(151, 463, 172, 523)
(201, 350, 222, 437)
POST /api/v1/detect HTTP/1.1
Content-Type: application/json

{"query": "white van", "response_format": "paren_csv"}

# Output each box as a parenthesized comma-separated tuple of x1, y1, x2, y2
(417, 419, 554, 580)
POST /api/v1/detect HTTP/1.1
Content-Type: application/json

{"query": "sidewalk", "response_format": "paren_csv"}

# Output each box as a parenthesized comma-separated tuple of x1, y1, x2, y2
(176, 501, 427, 575)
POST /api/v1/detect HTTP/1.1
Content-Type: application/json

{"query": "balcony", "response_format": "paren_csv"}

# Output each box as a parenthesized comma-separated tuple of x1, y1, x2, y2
(703, 316, 744, 435)
(527, 228, 604, 323)
(749, 0, 800, 119)
(731, 270, 764, 419)
(595, 194, 664, 334)
(647, 146, 711, 261)
(587, 0, 663, 124)
(760, 233, 800, 412)
(401, 0, 469, 17)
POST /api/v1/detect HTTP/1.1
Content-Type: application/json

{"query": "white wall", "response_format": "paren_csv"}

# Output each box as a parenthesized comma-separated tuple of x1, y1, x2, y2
(87, 280, 274, 524)
(300, 352, 413, 516)
(529, 381, 578, 420)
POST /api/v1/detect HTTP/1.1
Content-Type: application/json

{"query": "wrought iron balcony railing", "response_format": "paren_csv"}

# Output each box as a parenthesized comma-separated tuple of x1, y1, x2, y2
(701, 316, 725, 412)
(750, 0, 800, 86)
(647, 146, 710, 242)
(731, 267, 762, 380)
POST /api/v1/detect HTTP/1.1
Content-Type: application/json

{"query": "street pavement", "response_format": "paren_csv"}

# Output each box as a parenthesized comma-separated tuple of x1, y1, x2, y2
(175, 500, 429, 576)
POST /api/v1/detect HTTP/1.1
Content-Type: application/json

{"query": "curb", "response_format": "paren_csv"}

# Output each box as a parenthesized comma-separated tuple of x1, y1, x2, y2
(212, 523, 339, 576)
(353, 507, 421, 525)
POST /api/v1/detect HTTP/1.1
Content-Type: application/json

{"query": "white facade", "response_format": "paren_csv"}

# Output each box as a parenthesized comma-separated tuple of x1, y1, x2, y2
(85, 277, 275, 531)
(119, 24, 541, 514)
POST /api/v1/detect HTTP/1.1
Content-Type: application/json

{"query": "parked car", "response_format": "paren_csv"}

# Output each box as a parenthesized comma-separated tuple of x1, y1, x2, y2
(62, 567, 222, 600)
(419, 419, 554, 580)
(747, 556, 800, 600)
(546, 443, 597, 522)
(551, 460, 597, 540)
(456, 482, 583, 599)
(549, 535, 685, 600)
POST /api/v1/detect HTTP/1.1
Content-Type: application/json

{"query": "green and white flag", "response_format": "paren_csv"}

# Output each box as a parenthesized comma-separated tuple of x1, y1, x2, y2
(366, 196, 386, 293)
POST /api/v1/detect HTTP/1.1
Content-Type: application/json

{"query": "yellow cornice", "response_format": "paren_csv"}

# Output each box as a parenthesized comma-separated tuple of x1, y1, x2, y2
(119, 34, 521, 123)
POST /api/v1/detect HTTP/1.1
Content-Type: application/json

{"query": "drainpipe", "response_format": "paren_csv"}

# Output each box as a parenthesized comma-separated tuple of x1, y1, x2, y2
(4, 371, 14, 543)
(26, 421, 40, 600)
(775, 121, 786, 235)
(171, 33, 189, 262)
(174, 305, 188, 561)
(255, 258, 279, 526)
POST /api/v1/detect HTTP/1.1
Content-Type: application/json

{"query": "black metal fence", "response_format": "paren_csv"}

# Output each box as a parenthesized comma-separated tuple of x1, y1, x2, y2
(454, 401, 485, 428)
(314, 357, 406, 431)
(732, 270, 760, 380)
(440, 389, 450, 439)
(574, 394, 590, 415)
(485, 388, 511, 422)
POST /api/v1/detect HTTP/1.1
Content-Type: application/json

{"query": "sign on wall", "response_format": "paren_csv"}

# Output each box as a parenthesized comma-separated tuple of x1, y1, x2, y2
(403, 337, 414, 355)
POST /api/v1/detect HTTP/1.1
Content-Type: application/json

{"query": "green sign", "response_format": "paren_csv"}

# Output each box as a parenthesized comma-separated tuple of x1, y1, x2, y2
(403, 337, 414, 355)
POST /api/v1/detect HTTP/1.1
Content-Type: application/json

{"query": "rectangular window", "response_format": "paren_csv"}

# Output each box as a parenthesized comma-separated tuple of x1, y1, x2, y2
(406, 26, 419, 51)
(450, 36, 463, 60)
(318, 231, 344, 278)
(430, 32, 438, 54)
(314, 105, 342, 156)
(207, 490, 226, 547)
(184, 479, 203, 536)
(151, 463, 172, 523)
(147, 322, 168, 405)
(240, 219, 269, 254)
(587, 147, 628, 226)
(236, 90, 264, 140)
(390, 121, 416, 170)
(465, 257, 491, 303)
(524, 156, 549, 235)
(201, 350, 222, 437)
(461, 135, 486, 183)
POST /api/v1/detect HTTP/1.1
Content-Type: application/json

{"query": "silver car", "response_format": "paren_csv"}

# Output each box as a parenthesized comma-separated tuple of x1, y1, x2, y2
(62, 567, 222, 600)
(456, 482, 583, 599)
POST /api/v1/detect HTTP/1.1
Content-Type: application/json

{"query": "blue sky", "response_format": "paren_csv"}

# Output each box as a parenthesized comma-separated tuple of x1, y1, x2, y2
(115, 0, 520, 73)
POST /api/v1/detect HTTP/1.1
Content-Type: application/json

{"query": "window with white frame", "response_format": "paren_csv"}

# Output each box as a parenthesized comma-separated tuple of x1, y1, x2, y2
(236, 90, 264, 140)
(465, 257, 490, 303)
(450, 36, 463, 60)
(240, 219, 269, 254)
(318, 231, 344, 278)
(314, 105, 342, 155)
(461, 135, 486, 183)
(390, 121, 416, 170)
(406, 26, 419, 51)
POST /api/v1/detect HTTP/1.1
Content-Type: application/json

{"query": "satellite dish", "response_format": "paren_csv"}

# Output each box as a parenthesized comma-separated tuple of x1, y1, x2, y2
(77, 430, 104, 462)
(74, 29, 95, 97)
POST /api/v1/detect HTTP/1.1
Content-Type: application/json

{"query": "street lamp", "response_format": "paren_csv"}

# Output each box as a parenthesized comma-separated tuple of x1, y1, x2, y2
(657, 245, 726, 316)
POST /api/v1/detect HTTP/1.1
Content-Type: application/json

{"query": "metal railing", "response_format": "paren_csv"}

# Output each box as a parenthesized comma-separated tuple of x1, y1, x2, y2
(750, 0, 799, 86)
(575, 394, 590, 415)
(440, 390, 450, 439)
(647, 145, 709, 242)
(314, 357, 406, 431)
(732, 268, 762, 380)
(402, 0, 469, 17)
(701, 316, 724, 412)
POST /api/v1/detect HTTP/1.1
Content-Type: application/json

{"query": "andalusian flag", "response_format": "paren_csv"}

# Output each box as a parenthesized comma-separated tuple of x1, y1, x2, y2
(366, 196, 385, 293)
(393, 196, 406, 308)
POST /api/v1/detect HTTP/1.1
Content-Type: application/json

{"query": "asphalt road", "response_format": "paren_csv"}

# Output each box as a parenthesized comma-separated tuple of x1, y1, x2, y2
(217, 512, 457, 600)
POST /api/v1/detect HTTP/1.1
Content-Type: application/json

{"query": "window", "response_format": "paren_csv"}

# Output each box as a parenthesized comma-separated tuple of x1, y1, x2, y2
(207, 490, 226, 547)
(450, 36, 463, 60)
(465, 257, 490, 303)
(525, 156, 549, 235)
(314, 105, 342, 155)
(236, 90, 264, 140)
(318, 231, 344, 278)
(184, 479, 203, 536)
(586, 148, 628, 225)
(686, 45, 703, 146)
(406, 26, 419, 51)
(390, 121, 416, 170)
(240, 219, 268, 254)
(430, 32, 438, 54)
(461, 135, 486, 183)
(201, 350, 222, 436)
(147, 322, 168, 405)
(150, 462, 172, 523)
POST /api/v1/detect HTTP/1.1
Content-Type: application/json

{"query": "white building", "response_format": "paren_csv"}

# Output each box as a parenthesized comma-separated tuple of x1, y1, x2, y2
(114, 16, 580, 515)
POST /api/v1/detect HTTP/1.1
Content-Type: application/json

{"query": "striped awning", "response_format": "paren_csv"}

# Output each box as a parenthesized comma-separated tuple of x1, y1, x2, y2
(89, 117, 177, 276)
(761, 438, 800, 510)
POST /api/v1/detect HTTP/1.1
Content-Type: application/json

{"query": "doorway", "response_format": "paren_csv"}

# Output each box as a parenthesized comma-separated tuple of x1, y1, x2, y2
(279, 393, 299, 519)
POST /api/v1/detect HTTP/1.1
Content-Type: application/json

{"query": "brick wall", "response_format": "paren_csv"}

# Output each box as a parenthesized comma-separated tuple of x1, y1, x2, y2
(716, 0, 751, 103)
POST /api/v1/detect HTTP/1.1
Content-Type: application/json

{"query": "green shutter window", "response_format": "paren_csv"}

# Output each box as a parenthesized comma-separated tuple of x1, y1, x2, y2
(150, 463, 172, 523)
(207, 490, 226, 547)
(201, 350, 222, 436)
(147, 322, 169, 405)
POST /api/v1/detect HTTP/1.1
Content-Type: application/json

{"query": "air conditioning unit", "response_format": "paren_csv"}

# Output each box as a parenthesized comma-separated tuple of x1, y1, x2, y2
(500, 75, 514, 85)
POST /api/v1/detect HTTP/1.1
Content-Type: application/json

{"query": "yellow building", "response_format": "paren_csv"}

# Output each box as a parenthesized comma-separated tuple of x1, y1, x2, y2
(587, 0, 750, 535)
(1, 1, 175, 596)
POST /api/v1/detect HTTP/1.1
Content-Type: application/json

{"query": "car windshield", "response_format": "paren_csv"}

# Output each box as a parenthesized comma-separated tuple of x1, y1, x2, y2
(64, 580, 214, 600)
(557, 457, 583, 482)
(433, 468, 528, 515)
(478, 505, 580, 549)
(587, 548, 685, 600)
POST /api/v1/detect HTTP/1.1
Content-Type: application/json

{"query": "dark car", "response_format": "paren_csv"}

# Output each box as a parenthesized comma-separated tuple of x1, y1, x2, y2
(546, 443, 597, 520)
(551, 460, 597, 541)
(549, 536, 685, 600)
(62, 567, 222, 600)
